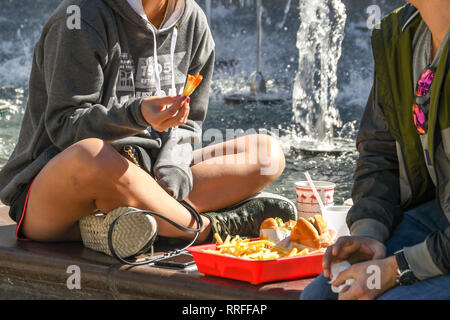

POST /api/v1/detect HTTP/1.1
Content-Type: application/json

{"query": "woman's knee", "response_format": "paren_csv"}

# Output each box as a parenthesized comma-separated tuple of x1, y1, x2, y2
(62, 138, 128, 183)
(249, 134, 286, 182)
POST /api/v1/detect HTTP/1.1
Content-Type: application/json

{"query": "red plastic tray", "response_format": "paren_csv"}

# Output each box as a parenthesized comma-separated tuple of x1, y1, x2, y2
(187, 242, 324, 285)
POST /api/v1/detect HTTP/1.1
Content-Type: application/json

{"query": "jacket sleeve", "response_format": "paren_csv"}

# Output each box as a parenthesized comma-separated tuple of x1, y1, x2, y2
(425, 226, 450, 276)
(153, 28, 215, 200)
(347, 75, 403, 243)
(42, 18, 149, 151)
(403, 226, 449, 280)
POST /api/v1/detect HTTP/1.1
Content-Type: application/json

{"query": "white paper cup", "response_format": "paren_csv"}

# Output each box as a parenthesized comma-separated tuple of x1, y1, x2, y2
(295, 181, 335, 219)
(321, 205, 351, 239)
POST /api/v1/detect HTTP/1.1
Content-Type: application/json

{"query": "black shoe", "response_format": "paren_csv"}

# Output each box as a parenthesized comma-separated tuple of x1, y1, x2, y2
(203, 192, 297, 241)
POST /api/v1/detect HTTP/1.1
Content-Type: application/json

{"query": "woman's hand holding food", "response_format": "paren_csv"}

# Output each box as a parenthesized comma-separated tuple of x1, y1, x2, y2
(332, 256, 398, 300)
(322, 236, 387, 279)
(140, 95, 190, 132)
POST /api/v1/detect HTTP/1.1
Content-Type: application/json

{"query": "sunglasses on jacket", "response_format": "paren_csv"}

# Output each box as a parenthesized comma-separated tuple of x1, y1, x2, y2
(412, 66, 435, 135)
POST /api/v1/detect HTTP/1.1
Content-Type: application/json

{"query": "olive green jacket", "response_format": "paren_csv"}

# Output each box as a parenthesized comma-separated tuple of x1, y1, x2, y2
(347, 4, 449, 280)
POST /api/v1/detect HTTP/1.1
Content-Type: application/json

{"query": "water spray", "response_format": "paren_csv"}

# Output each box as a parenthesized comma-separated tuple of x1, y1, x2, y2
(0, 100, 10, 121)
(291, 0, 354, 154)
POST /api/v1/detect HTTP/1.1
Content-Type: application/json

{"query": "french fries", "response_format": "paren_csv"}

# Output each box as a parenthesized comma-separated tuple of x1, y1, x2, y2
(182, 73, 203, 97)
(214, 233, 223, 244)
(201, 233, 325, 261)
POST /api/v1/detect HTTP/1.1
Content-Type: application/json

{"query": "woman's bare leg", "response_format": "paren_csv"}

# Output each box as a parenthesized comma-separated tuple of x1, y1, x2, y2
(186, 134, 285, 213)
(22, 134, 285, 243)
(22, 138, 209, 242)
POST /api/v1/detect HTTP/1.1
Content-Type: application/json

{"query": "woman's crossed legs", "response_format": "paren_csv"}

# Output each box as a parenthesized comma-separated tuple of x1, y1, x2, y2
(21, 134, 285, 243)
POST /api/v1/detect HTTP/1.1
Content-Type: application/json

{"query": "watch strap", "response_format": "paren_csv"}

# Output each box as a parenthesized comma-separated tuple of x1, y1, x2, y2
(395, 250, 409, 272)
(395, 250, 420, 285)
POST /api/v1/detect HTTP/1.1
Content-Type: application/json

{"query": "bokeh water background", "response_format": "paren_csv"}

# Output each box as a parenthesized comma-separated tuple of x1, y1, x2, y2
(0, 0, 404, 204)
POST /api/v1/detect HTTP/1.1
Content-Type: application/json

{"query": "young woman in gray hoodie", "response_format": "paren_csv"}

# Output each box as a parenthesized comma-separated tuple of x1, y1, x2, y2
(0, 0, 287, 248)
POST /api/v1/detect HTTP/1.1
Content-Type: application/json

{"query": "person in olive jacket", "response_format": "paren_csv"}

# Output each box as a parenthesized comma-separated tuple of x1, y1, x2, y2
(302, 0, 450, 300)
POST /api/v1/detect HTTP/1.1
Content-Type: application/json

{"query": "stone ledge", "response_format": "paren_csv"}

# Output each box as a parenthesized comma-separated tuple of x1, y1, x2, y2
(0, 204, 312, 300)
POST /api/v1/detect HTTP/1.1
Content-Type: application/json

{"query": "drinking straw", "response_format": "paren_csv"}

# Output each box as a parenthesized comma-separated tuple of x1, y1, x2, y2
(304, 172, 326, 214)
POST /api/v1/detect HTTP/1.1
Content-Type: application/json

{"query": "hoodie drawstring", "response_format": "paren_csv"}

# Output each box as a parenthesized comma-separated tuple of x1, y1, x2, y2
(150, 26, 161, 96)
(149, 24, 178, 97)
(170, 25, 178, 95)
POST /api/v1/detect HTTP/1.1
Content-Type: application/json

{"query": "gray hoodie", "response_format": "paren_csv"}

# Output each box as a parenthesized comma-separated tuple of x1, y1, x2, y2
(0, 0, 215, 208)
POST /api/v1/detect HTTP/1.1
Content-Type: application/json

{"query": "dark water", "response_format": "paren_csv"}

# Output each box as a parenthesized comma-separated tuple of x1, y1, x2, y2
(0, 0, 404, 204)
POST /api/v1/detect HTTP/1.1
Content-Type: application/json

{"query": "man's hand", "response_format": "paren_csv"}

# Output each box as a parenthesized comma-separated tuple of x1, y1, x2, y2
(332, 256, 398, 300)
(323, 236, 387, 278)
(140, 95, 190, 132)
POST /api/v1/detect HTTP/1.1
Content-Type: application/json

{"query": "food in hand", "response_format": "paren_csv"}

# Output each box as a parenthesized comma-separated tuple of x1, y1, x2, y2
(182, 73, 203, 97)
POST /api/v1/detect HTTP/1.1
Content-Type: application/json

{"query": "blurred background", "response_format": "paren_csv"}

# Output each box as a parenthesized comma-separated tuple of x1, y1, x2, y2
(0, 0, 404, 204)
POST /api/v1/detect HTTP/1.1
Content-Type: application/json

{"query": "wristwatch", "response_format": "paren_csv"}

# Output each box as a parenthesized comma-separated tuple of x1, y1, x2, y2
(394, 250, 419, 286)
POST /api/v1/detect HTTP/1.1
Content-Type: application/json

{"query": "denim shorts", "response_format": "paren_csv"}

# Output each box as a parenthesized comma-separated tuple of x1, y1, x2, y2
(8, 178, 35, 240)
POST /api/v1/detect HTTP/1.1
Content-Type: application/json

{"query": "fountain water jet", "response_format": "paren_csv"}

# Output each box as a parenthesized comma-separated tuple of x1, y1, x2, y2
(291, 0, 353, 153)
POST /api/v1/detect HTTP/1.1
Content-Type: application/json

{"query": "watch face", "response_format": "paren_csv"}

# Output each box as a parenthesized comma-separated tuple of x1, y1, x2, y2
(399, 270, 419, 286)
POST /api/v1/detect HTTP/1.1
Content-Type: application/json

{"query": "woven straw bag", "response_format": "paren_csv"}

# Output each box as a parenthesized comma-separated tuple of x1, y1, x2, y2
(79, 207, 157, 259)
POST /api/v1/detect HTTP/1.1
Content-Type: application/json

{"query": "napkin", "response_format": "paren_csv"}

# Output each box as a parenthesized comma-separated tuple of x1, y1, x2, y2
(260, 228, 290, 244)
(329, 260, 355, 293)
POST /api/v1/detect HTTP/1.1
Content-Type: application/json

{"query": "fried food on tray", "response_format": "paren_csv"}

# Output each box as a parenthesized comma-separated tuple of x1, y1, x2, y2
(182, 73, 203, 97)
(202, 233, 324, 261)
(290, 215, 335, 250)
(203, 214, 335, 261)
(259, 217, 296, 244)
(309, 214, 334, 247)
(290, 217, 321, 249)
(260, 217, 296, 231)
